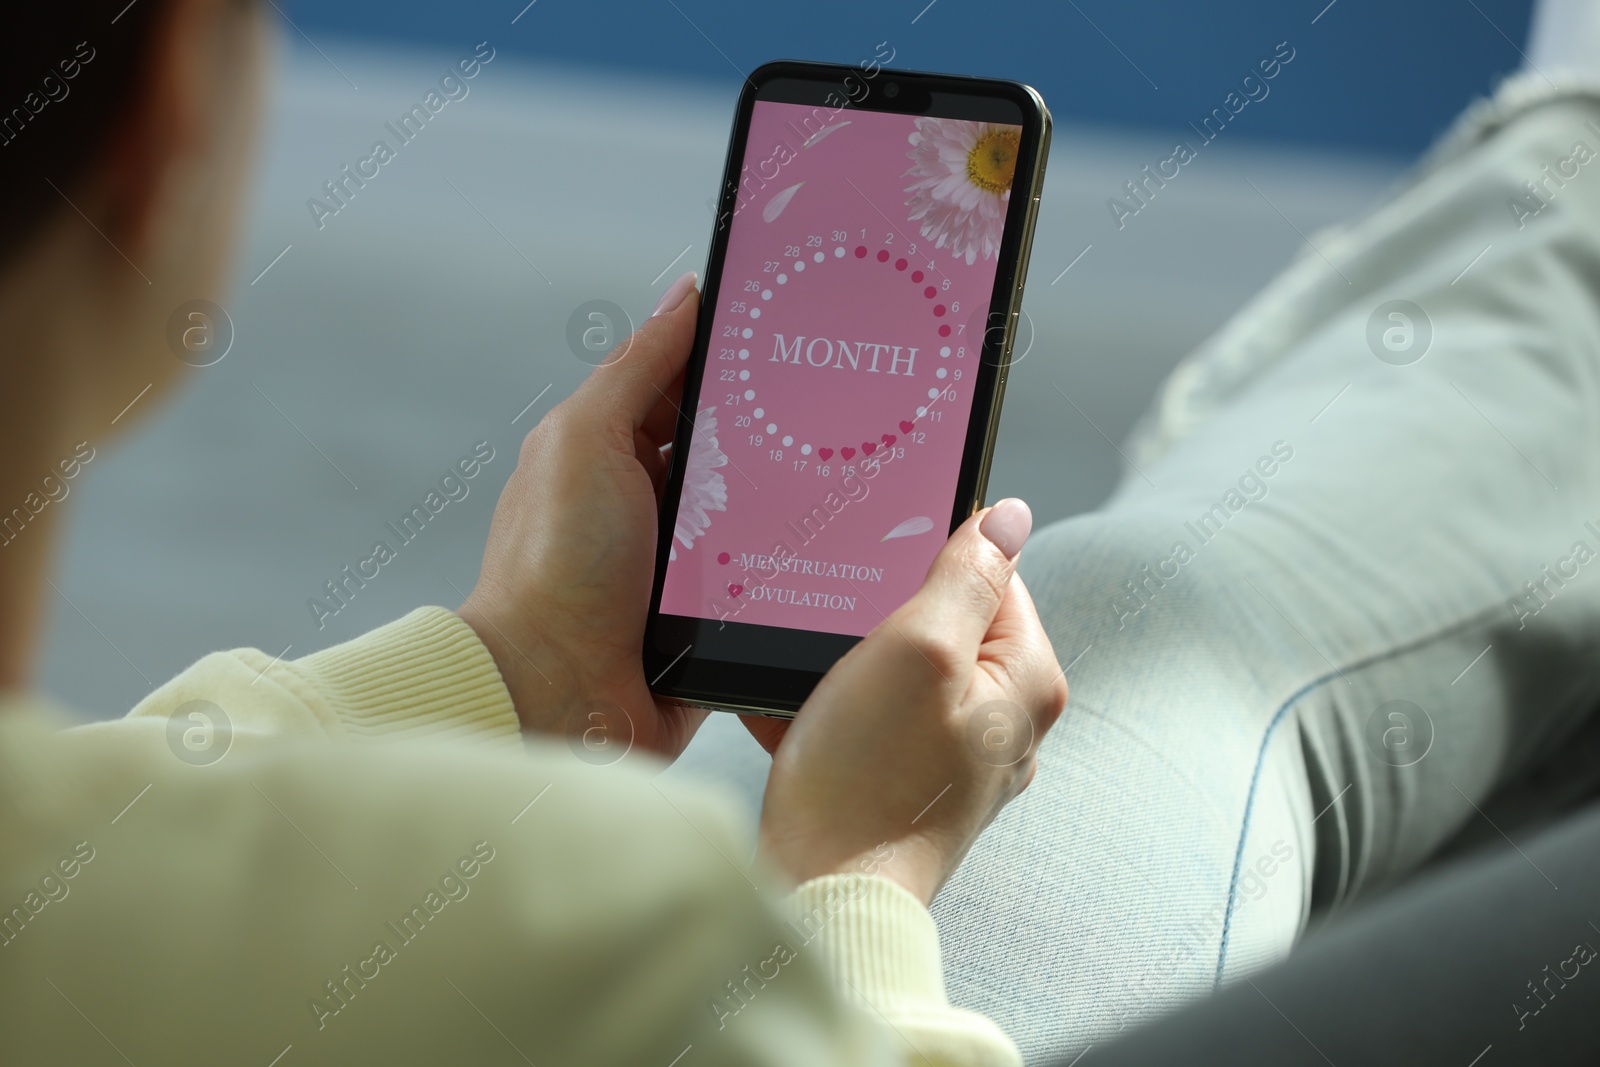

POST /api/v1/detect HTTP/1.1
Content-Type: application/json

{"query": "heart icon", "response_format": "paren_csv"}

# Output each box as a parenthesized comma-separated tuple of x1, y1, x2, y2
(899, 420, 915, 433)
(728, 583, 743, 597)
(881, 433, 896, 446)
(861, 442, 876, 456)
(818, 447, 833, 461)
(716, 551, 730, 565)
(840, 447, 856, 460)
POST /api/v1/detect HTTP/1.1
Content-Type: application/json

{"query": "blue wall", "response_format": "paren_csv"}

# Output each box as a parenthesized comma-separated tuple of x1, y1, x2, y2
(284, 0, 1535, 158)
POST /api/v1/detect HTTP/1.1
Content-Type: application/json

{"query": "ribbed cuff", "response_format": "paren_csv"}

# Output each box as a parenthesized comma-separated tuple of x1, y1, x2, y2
(289, 607, 521, 745)
(783, 874, 1022, 1066)
(785, 874, 948, 1008)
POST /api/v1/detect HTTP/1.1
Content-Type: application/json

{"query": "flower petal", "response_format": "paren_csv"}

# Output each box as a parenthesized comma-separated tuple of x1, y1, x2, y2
(881, 516, 935, 541)
(802, 121, 851, 148)
(763, 182, 805, 223)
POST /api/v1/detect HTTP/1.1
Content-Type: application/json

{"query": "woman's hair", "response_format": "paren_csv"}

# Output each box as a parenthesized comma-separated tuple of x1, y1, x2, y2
(1, 4, 164, 263)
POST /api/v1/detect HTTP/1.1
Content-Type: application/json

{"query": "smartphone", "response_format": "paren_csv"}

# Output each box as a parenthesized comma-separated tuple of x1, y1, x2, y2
(643, 58, 1050, 717)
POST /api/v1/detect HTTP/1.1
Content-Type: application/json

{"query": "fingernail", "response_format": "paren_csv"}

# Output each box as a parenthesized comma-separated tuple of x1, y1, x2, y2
(979, 498, 1032, 560)
(652, 270, 697, 317)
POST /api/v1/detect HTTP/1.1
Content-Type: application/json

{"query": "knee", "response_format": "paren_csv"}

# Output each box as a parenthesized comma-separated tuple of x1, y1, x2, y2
(1021, 510, 1251, 644)
(1016, 508, 1283, 708)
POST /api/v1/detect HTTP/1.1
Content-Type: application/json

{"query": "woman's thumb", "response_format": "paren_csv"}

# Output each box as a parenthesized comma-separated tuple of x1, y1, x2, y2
(573, 271, 699, 429)
(897, 498, 1033, 654)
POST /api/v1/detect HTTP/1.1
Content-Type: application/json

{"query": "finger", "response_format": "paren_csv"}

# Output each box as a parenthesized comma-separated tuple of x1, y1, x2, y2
(571, 271, 699, 433)
(892, 497, 1033, 659)
(640, 365, 687, 449)
(652, 443, 674, 508)
(651, 699, 711, 758)
(634, 430, 668, 499)
(1013, 756, 1039, 798)
(739, 713, 791, 756)
(983, 573, 1069, 732)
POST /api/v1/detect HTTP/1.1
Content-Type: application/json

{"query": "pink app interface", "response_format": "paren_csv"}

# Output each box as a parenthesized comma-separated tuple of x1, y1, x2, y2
(660, 99, 1024, 637)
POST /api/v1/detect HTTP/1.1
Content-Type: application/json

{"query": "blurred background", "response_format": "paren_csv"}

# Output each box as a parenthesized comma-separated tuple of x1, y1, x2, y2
(43, 0, 1534, 720)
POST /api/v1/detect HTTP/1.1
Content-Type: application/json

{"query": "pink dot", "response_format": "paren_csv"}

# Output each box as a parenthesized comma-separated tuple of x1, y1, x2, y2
(911, 270, 925, 283)
(938, 324, 951, 337)
(716, 551, 730, 565)
(895, 258, 908, 271)
(854, 245, 867, 258)
(877, 249, 890, 262)
(934, 305, 946, 317)
(924, 286, 936, 298)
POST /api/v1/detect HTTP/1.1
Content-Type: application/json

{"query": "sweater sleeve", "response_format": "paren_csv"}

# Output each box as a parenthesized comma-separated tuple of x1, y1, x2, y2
(120, 606, 521, 747)
(784, 875, 1023, 1066)
(45, 610, 1020, 1065)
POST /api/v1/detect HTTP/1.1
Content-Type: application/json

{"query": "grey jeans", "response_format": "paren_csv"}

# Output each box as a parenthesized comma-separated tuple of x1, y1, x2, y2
(670, 70, 1600, 1062)
(1087, 800, 1600, 1066)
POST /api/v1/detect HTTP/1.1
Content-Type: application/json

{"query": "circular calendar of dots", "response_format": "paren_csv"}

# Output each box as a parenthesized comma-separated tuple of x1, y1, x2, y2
(724, 241, 967, 464)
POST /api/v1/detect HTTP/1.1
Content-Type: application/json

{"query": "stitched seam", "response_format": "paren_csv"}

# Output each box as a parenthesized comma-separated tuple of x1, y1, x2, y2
(1211, 672, 1329, 989)
(1211, 597, 1517, 988)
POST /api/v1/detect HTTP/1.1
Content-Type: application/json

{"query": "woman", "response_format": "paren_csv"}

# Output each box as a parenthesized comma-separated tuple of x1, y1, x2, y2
(0, 1, 1066, 1064)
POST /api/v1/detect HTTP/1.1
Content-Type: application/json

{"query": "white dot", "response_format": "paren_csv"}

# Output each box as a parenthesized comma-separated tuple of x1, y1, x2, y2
(801, 444, 812, 455)
(936, 367, 948, 379)
(744, 390, 756, 401)
(782, 435, 794, 446)
(739, 369, 750, 380)
(917, 405, 928, 417)
(742, 328, 753, 338)
(940, 346, 951, 357)
(794, 261, 805, 271)
(753, 407, 764, 418)
(927, 387, 941, 399)
(834, 246, 845, 257)
(738, 348, 749, 360)
(766, 423, 778, 434)
(761, 289, 772, 300)
(777, 273, 788, 284)
(813, 251, 825, 263)
(749, 307, 761, 319)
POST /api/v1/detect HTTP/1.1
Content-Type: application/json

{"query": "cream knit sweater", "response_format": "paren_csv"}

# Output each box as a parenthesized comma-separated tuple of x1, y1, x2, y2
(0, 606, 1019, 1065)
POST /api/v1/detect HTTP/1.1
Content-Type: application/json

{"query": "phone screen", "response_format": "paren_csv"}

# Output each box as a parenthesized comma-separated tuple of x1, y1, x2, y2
(658, 99, 1027, 639)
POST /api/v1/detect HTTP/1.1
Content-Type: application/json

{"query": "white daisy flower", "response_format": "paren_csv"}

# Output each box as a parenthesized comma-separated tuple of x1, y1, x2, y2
(903, 118, 1020, 265)
(671, 406, 728, 560)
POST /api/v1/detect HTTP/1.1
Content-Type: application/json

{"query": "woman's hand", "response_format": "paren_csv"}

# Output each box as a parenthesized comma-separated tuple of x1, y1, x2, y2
(457, 272, 706, 758)
(748, 500, 1068, 906)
